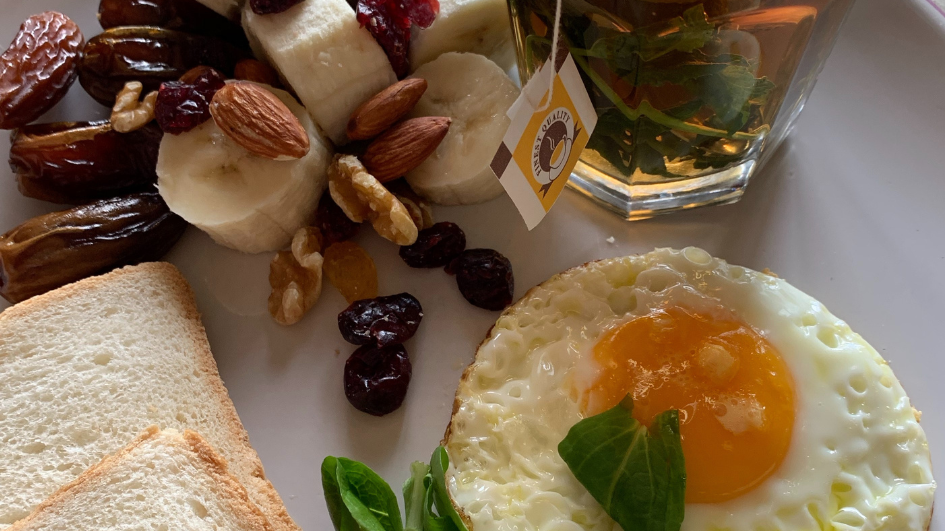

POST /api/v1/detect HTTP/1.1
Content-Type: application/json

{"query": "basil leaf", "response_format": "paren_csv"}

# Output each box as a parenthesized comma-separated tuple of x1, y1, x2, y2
(558, 397, 686, 531)
(323, 457, 362, 531)
(322, 456, 404, 531)
(429, 447, 469, 531)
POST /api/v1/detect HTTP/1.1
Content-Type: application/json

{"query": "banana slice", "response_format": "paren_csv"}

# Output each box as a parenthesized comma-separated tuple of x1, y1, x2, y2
(406, 53, 518, 205)
(242, 0, 397, 145)
(409, 0, 516, 72)
(196, 0, 243, 20)
(156, 84, 332, 254)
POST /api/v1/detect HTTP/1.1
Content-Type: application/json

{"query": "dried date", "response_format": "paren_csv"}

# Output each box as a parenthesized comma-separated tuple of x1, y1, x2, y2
(9, 120, 163, 204)
(98, 0, 249, 47)
(447, 249, 514, 311)
(338, 293, 423, 347)
(0, 12, 85, 129)
(78, 27, 247, 106)
(0, 192, 188, 303)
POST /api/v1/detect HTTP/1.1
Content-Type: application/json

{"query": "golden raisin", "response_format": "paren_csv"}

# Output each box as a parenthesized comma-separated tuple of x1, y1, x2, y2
(268, 251, 323, 326)
(324, 241, 378, 303)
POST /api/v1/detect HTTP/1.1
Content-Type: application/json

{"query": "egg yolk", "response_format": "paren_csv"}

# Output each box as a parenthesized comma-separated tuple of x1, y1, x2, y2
(583, 306, 795, 504)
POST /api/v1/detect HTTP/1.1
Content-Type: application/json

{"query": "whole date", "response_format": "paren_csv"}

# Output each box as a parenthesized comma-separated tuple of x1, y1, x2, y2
(9, 120, 163, 204)
(78, 27, 247, 106)
(98, 0, 249, 47)
(0, 192, 188, 303)
(0, 12, 84, 129)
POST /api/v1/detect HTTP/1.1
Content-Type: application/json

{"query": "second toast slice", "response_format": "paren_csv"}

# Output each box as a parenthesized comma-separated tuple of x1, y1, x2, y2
(0, 263, 296, 530)
(9, 427, 273, 530)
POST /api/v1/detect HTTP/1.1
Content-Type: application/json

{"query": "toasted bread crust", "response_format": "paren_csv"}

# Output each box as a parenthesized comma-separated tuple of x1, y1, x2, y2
(0, 262, 299, 531)
(7, 427, 273, 531)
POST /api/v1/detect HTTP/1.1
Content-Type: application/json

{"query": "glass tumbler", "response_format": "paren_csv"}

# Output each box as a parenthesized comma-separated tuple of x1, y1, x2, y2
(506, 0, 856, 219)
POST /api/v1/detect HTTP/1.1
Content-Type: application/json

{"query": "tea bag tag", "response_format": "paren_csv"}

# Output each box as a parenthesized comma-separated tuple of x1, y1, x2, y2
(491, 54, 598, 230)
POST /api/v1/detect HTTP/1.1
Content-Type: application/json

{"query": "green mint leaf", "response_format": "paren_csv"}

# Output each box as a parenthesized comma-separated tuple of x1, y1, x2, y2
(404, 462, 430, 531)
(697, 64, 760, 125)
(638, 5, 716, 62)
(586, 109, 634, 173)
(634, 61, 731, 87)
(585, 29, 642, 70)
(557, 398, 686, 531)
(584, 6, 714, 73)
(429, 447, 469, 531)
(322, 457, 404, 531)
(749, 76, 777, 107)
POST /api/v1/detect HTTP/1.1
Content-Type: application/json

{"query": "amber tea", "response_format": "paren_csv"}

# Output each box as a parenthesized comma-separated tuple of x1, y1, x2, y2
(507, 0, 855, 218)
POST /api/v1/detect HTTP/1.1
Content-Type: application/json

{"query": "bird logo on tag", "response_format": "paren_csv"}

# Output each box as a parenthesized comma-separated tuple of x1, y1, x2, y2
(533, 107, 582, 197)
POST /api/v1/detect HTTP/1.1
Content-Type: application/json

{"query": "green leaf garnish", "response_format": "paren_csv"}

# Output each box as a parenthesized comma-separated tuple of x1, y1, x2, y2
(403, 462, 429, 531)
(558, 396, 686, 531)
(325, 447, 468, 531)
(428, 446, 468, 531)
(322, 456, 404, 531)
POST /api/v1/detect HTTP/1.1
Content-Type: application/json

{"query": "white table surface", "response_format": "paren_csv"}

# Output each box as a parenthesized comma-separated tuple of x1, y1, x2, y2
(0, 0, 942, 528)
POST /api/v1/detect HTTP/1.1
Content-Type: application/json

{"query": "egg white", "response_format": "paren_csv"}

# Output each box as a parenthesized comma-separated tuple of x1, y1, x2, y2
(445, 248, 935, 531)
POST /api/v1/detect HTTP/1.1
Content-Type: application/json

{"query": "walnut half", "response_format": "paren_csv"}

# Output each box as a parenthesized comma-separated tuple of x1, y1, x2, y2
(328, 154, 418, 246)
(388, 180, 434, 230)
(268, 227, 324, 326)
(110, 81, 158, 133)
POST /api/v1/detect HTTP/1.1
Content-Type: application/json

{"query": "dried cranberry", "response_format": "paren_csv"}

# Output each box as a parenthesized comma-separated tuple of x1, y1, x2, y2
(154, 67, 225, 135)
(339, 293, 423, 347)
(447, 249, 514, 311)
(344, 344, 412, 416)
(356, 0, 439, 77)
(250, 0, 304, 15)
(316, 194, 359, 245)
(400, 222, 466, 268)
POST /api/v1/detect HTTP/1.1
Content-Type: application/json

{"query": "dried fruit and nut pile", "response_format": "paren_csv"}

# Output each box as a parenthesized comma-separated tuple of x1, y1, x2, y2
(264, 77, 514, 415)
(0, 0, 516, 418)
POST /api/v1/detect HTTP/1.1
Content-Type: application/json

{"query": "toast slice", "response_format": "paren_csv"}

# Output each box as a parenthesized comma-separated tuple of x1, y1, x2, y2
(8, 427, 273, 530)
(0, 263, 297, 530)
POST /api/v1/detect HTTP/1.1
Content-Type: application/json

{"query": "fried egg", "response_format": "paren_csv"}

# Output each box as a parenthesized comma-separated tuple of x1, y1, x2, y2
(445, 248, 935, 531)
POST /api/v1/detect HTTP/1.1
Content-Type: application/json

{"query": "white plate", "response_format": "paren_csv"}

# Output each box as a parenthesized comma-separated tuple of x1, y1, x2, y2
(0, 0, 942, 528)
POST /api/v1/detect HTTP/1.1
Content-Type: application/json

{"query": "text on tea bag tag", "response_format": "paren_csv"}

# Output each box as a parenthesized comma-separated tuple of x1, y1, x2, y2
(491, 54, 598, 230)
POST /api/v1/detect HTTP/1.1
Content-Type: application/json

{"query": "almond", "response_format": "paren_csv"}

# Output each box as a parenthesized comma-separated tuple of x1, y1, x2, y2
(210, 81, 310, 161)
(361, 116, 451, 183)
(347, 78, 428, 141)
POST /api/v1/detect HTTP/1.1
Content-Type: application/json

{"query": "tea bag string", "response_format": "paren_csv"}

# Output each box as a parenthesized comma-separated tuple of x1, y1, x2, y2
(535, 0, 563, 113)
